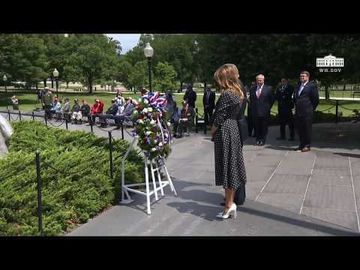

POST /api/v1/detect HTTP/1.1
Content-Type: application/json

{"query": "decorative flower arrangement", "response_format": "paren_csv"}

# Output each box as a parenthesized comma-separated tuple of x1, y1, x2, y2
(131, 92, 172, 160)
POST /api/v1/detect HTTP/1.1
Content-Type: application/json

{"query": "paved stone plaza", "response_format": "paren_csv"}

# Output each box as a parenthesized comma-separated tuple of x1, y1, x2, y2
(2, 111, 360, 236)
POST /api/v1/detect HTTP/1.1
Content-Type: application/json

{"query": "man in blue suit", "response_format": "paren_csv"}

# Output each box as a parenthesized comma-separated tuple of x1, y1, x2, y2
(294, 71, 319, 152)
(249, 74, 274, 146)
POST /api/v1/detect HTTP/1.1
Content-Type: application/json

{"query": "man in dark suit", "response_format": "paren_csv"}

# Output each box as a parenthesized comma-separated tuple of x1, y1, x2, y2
(249, 74, 274, 146)
(246, 81, 256, 137)
(183, 84, 197, 131)
(275, 78, 295, 141)
(203, 87, 215, 125)
(294, 71, 319, 152)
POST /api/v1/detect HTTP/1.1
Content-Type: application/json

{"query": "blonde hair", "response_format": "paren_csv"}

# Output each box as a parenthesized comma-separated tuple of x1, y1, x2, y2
(213, 63, 244, 99)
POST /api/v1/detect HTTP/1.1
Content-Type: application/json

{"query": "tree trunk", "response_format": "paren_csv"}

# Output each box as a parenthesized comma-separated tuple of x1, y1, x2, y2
(43, 79, 47, 88)
(51, 78, 54, 88)
(66, 81, 69, 88)
(88, 77, 93, 94)
(36, 83, 38, 90)
(180, 81, 183, 93)
(343, 84, 346, 91)
(325, 85, 330, 100)
(204, 81, 207, 91)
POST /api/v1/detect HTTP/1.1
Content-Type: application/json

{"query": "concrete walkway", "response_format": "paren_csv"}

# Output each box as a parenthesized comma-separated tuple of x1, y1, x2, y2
(3, 110, 360, 235)
(69, 122, 360, 236)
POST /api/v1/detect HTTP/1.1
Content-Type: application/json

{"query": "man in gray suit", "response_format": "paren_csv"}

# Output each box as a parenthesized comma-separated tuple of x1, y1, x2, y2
(249, 74, 274, 146)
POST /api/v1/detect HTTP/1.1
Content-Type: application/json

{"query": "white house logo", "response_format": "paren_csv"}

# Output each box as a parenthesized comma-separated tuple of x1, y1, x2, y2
(316, 54, 344, 72)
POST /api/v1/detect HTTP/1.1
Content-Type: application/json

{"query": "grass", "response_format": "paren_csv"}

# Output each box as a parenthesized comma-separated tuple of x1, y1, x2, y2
(1, 89, 360, 118)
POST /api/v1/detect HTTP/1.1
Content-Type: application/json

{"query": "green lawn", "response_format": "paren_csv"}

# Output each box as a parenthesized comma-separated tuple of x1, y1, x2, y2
(0, 91, 141, 112)
(0, 90, 208, 114)
(1, 90, 360, 118)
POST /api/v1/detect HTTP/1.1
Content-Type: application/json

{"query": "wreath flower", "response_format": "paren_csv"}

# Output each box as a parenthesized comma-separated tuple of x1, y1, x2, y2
(131, 92, 172, 160)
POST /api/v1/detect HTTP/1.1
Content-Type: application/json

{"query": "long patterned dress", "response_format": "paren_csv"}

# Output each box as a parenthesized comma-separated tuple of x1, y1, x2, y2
(213, 90, 247, 190)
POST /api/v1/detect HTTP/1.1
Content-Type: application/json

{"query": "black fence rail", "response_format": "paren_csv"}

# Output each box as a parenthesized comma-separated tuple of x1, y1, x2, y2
(0, 109, 125, 139)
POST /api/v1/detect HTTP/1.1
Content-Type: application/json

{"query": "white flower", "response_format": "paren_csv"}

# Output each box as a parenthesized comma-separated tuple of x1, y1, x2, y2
(143, 108, 148, 113)
(150, 120, 156, 125)
(167, 121, 171, 127)
(148, 107, 153, 112)
(138, 98, 142, 103)
(151, 148, 157, 152)
(137, 119, 144, 124)
(132, 110, 138, 115)
(145, 131, 152, 136)
(158, 142, 163, 147)
(144, 99, 149, 104)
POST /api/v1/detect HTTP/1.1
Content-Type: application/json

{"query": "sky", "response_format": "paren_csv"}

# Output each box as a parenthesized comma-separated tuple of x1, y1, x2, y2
(106, 34, 140, 54)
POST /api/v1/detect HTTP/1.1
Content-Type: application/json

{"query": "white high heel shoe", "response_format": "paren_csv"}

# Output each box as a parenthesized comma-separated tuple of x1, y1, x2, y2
(216, 203, 237, 219)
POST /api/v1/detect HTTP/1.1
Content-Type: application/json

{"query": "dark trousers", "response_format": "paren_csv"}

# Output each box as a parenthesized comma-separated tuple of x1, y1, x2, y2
(188, 106, 195, 131)
(254, 116, 269, 143)
(99, 114, 119, 126)
(247, 114, 254, 136)
(279, 113, 295, 139)
(44, 105, 52, 119)
(89, 113, 101, 124)
(204, 107, 214, 125)
(295, 115, 313, 148)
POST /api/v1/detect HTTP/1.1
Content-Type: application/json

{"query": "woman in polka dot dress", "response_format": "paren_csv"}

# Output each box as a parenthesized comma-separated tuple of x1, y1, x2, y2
(211, 63, 247, 219)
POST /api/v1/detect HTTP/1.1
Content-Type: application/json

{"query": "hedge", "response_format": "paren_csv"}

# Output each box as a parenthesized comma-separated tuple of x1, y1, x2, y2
(0, 121, 144, 236)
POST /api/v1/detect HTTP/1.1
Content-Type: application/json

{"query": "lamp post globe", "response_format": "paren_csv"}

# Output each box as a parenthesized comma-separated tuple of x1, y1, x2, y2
(144, 43, 154, 92)
(53, 68, 59, 94)
(3, 74, 7, 93)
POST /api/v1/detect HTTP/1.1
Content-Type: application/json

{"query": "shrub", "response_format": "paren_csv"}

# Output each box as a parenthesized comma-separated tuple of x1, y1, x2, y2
(0, 121, 144, 236)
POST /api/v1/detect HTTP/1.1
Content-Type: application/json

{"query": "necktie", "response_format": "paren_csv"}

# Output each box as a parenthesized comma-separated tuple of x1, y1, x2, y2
(256, 86, 261, 98)
(298, 84, 304, 96)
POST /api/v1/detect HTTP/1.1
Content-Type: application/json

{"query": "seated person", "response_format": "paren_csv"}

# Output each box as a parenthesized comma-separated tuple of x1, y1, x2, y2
(176, 101, 191, 138)
(115, 91, 125, 106)
(62, 98, 71, 121)
(114, 97, 136, 125)
(71, 99, 82, 124)
(98, 99, 120, 128)
(11, 96, 19, 110)
(89, 98, 104, 124)
(80, 100, 91, 120)
(50, 98, 62, 120)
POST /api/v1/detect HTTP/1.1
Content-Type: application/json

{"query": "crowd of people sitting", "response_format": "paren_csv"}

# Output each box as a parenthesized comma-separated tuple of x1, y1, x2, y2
(34, 85, 204, 137)
(39, 88, 137, 129)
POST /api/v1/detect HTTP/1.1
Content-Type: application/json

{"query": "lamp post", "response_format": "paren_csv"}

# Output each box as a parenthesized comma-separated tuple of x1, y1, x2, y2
(53, 68, 59, 94)
(144, 42, 154, 92)
(3, 74, 7, 93)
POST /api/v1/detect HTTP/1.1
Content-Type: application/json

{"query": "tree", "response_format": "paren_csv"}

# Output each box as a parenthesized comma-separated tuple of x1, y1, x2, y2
(116, 60, 133, 90)
(0, 34, 48, 87)
(128, 60, 148, 90)
(151, 34, 198, 88)
(153, 62, 177, 92)
(69, 34, 120, 93)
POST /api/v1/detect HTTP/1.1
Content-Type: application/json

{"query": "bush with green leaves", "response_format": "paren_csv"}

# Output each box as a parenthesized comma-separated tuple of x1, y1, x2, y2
(0, 121, 144, 236)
